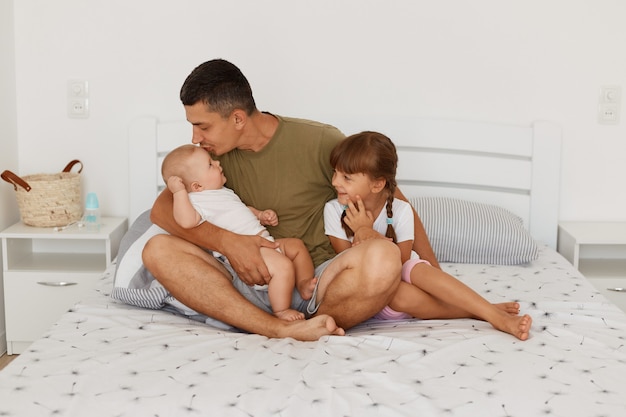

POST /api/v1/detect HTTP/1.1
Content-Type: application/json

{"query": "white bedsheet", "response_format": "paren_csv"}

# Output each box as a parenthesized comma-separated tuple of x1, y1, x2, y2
(1, 246, 626, 417)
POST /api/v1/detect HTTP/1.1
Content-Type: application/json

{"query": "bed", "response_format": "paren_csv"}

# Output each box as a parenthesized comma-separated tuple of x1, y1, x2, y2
(2, 116, 626, 417)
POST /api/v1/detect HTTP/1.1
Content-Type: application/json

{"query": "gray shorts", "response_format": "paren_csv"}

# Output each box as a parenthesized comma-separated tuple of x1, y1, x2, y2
(226, 255, 334, 318)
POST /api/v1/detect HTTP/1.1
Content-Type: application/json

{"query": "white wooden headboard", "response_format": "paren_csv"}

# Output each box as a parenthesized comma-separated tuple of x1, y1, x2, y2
(128, 117, 561, 248)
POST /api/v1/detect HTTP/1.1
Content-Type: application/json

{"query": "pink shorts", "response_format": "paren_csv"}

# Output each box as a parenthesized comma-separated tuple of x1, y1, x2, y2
(374, 258, 431, 320)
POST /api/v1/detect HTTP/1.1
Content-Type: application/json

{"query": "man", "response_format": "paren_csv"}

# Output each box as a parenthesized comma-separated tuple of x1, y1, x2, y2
(143, 59, 438, 341)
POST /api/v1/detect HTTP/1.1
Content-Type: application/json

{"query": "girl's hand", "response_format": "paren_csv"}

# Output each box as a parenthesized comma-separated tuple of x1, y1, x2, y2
(346, 196, 389, 246)
(258, 209, 279, 226)
(344, 196, 374, 234)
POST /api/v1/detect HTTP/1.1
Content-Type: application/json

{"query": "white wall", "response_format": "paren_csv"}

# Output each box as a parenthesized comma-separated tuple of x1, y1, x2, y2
(8, 0, 626, 222)
(0, 0, 19, 354)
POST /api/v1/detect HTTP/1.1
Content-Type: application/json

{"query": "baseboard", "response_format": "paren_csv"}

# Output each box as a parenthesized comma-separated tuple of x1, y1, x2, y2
(0, 330, 6, 356)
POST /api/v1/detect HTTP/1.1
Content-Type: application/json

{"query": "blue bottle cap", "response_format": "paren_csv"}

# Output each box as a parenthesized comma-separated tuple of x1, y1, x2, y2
(85, 192, 99, 209)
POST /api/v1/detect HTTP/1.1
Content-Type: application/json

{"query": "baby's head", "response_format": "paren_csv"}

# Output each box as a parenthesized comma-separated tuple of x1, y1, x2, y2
(162, 144, 225, 192)
(162, 144, 198, 191)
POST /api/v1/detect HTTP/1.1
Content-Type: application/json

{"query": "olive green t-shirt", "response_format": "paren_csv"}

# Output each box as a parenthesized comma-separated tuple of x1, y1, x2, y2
(216, 115, 345, 267)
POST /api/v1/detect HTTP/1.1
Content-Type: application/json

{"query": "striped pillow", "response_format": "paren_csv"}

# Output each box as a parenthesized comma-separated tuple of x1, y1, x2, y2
(410, 197, 538, 265)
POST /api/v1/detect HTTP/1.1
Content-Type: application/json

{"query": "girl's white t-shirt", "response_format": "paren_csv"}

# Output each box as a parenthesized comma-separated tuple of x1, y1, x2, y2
(324, 198, 419, 259)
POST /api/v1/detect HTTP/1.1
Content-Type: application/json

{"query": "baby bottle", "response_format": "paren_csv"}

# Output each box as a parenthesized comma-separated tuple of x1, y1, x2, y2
(83, 192, 101, 232)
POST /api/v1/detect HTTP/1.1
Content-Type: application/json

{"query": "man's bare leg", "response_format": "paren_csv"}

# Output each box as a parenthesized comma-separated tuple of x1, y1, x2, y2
(314, 239, 402, 330)
(143, 234, 344, 340)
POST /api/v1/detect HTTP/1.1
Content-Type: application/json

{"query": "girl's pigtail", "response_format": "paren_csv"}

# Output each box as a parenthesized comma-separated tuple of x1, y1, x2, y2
(341, 208, 355, 239)
(385, 194, 397, 243)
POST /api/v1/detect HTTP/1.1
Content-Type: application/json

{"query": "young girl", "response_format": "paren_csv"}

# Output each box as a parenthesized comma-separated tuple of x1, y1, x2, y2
(323, 131, 532, 340)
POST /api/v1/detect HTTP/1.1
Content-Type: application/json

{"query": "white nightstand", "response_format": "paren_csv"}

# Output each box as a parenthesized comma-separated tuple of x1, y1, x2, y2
(1, 217, 127, 354)
(557, 221, 626, 313)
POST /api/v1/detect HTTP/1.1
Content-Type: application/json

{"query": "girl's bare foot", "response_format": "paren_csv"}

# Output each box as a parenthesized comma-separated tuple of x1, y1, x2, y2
(275, 308, 305, 321)
(495, 302, 520, 316)
(491, 312, 532, 341)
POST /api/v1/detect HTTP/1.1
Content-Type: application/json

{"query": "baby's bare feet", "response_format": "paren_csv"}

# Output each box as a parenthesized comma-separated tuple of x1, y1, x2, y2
(275, 308, 305, 322)
(297, 277, 318, 301)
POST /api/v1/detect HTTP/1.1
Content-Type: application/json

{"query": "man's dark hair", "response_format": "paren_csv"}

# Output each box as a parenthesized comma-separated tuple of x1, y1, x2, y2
(180, 59, 257, 118)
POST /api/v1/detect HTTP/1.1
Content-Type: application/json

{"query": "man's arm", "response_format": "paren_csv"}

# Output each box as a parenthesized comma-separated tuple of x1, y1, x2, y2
(150, 189, 278, 284)
(394, 188, 440, 269)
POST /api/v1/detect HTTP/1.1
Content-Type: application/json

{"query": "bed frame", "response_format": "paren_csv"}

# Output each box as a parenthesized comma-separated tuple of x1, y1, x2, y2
(128, 117, 561, 247)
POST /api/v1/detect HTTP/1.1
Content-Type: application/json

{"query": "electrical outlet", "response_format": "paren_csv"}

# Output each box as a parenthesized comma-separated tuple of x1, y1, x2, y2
(598, 103, 619, 123)
(68, 98, 89, 118)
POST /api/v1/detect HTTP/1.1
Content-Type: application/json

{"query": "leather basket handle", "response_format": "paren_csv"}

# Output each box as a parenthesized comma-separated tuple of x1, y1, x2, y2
(1, 170, 31, 192)
(62, 160, 83, 173)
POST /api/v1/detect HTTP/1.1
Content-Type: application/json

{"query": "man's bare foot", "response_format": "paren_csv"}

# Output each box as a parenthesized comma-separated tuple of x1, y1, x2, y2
(297, 277, 318, 300)
(275, 308, 305, 321)
(491, 312, 532, 341)
(495, 302, 520, 316)
(277, 314, 345, 341)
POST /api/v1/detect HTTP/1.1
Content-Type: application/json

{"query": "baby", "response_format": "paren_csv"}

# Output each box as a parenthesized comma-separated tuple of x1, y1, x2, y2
(161, 144, 316, 321)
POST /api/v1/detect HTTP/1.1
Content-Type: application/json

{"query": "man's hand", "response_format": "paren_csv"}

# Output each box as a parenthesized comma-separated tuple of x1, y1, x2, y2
(220, 233, 279, 286)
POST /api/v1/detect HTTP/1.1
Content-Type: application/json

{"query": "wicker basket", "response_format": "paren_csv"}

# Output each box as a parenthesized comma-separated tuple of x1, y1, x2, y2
(1, 160, 83, 227)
